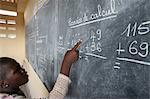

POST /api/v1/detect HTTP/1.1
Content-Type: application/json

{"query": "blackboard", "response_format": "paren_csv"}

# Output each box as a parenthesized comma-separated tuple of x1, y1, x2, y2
(25, 0, 150, 98)
(25, 0, 58, 90)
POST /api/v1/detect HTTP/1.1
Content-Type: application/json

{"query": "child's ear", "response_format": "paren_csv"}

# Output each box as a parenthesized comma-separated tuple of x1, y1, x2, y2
(0, 80, 9, 88)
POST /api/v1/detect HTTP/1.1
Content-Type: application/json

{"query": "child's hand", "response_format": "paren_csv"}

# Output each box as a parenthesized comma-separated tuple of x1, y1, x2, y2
(60, 41, 82, 76)
(63, 41, 81, 65)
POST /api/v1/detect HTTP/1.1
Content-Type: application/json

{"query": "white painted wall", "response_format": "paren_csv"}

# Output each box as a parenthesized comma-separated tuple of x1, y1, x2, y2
(20, 59, 49, 98)
(0, 12, 25, 63)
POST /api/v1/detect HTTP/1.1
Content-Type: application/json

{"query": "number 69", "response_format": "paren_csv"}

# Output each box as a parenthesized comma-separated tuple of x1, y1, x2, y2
(129, 40, 149, 57)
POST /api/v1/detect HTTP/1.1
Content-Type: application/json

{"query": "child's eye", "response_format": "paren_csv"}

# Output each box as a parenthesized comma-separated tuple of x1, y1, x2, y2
(14, 69, 19, 74)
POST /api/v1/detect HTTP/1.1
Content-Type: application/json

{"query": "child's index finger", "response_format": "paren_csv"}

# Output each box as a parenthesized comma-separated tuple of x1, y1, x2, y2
(72, 41, 82, 50)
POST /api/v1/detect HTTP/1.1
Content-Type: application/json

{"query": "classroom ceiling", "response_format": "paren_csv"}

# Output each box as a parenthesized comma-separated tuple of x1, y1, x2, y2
(0, 0, 28, 13)
(0, 0, 28, 34)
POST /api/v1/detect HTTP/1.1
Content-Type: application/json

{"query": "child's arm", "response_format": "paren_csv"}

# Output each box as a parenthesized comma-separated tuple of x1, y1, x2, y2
(49, 41, 81, 99)
(60, 41, 81, 76)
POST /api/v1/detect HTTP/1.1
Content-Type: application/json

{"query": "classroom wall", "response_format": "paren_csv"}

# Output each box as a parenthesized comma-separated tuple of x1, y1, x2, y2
(20, 59, 49, 98)
(0, 12, 25, 64)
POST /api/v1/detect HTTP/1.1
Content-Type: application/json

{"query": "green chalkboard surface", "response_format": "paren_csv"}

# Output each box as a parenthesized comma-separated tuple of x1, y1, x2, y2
(25, 0, 150, 98)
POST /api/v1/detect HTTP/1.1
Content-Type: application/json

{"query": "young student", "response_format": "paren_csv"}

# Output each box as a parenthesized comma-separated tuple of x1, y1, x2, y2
(0, 41, 81, 99)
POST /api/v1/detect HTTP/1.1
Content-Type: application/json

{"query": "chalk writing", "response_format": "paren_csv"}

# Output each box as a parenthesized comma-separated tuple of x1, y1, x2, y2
(117, 57, 150, 66)
(129, 40, 149, 57)
(115, 21, 150, 68)
(122, 21, 150, 37)
(116, 43, 125, 55)
(90, 28, 102, 52)
(68, 0, 118, 28)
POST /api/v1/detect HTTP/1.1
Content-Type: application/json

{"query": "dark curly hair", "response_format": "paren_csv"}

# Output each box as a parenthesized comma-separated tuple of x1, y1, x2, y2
(0, 57, 20, 80)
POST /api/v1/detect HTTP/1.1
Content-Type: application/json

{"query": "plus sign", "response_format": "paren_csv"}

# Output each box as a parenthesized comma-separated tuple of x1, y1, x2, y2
(116, 43, 125, 55)
(91, 35, 96, 39)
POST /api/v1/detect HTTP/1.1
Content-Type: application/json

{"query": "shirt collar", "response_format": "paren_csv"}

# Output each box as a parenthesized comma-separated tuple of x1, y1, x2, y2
(0, 93, 14, 99)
